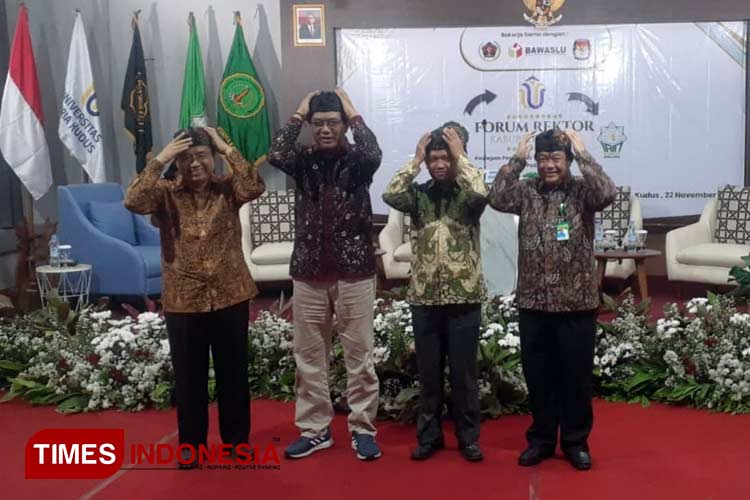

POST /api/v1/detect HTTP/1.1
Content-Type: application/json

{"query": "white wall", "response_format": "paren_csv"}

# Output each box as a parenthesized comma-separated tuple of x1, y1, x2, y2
(3, 0, 285, 221)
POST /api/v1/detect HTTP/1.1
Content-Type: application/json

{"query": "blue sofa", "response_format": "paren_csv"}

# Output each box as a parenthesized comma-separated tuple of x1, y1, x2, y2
(57, 183, 162, 297)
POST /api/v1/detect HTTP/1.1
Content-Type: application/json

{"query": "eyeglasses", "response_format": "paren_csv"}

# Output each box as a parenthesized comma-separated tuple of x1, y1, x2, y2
(311, 118, 343, 128)
(176, 151, 212, 164)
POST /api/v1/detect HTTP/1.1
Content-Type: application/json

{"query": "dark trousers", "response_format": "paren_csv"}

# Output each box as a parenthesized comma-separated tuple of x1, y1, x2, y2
(518, 308, 597, 452)
(165, 300, 250, 447)
(411, 304, 481, 448)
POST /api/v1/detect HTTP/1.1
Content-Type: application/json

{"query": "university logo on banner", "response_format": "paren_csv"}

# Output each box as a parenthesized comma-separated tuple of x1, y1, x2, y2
(598, 122, 628, 158)
(519, 76, 546, 110)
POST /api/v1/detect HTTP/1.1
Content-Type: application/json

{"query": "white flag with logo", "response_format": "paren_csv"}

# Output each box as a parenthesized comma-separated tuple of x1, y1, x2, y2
(59, 12, 105, 182)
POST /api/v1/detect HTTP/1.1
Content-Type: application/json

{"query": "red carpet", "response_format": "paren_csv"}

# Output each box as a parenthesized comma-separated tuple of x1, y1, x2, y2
(3, 398, 749, 500)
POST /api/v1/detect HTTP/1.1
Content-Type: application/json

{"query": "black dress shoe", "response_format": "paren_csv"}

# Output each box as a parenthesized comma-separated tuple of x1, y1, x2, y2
(460, 443, 484, 462)
(410, 441, 444, 461)
(177, 447, 200, 470)
(518, 446, 554, 466)
(564, 449, 592, 471)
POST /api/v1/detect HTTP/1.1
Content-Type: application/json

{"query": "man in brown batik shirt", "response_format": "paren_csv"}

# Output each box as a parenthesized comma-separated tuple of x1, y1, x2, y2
(489, 128, 616, 471)
(125, 126, 265, 468)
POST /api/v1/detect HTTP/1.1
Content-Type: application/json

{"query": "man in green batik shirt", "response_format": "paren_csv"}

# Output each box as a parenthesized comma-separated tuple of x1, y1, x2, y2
(383, 122, 488, 462)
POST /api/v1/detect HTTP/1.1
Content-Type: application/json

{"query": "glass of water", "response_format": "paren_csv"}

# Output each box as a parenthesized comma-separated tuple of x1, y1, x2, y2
(603, 230, 618, 250)
(59, 244, 72, 266)
(636, 230, 648, 250)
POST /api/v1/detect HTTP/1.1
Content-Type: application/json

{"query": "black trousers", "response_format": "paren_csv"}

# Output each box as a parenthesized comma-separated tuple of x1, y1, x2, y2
(411, 304, 481, 448)
(165, 300, 250, 447)
(518, 308, 597, 452)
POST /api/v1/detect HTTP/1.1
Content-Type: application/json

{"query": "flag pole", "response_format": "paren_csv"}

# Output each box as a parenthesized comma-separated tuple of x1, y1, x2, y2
(17, 2, 34, 235)
(20, 184, 35, 309)
(22, 186, 34, 239)
(68, 8, 90, 184)
(74, 7, 88, 185)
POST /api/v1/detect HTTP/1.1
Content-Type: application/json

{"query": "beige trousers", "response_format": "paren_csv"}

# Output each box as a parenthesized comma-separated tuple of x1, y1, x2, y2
(292, 277, 379, 437)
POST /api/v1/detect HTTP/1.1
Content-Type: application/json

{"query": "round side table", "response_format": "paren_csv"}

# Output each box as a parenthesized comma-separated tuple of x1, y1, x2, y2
(35, 264, 93, 311)
(594, 249, 662, 299)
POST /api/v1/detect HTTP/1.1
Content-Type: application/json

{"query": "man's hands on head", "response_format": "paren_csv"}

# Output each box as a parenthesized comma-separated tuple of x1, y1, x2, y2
(413, 132, 431, 175)
(295, 91, 319, 121)
(443, 127, 466, 162)
(335, 87, 359, 121)
(155, 132, 192, 165)
(563, 129, 588, 158)
(204, 127, 233, 155)
(514, 131, 536, 160)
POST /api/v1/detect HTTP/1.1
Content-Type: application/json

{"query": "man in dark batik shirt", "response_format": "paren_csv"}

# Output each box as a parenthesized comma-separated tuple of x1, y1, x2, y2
(489, 129, 616, 471)
(268, 89, 383, 461)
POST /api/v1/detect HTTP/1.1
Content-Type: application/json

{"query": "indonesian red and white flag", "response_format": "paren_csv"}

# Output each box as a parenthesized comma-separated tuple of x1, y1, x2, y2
(0, 6, 52, 200)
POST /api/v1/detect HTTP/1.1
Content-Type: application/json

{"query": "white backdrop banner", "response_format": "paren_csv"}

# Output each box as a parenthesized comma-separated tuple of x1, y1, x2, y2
(337, 23, 747, 217)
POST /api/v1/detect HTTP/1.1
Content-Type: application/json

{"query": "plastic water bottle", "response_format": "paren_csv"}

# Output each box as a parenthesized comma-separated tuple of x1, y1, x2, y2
(594, 218, 604, 251)
(625, 220, 637, 252)
(49, 234, 60, 267)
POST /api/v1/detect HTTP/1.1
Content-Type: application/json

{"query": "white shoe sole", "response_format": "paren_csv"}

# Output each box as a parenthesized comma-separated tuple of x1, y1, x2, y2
(285, 438, 333, 459)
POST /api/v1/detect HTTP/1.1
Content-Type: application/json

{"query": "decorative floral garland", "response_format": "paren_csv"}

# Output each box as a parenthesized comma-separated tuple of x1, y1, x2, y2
(1, 292, 749, 416)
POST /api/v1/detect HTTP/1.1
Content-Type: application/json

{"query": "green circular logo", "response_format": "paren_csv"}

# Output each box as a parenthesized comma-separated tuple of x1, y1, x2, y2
(220, 73, 265, 119)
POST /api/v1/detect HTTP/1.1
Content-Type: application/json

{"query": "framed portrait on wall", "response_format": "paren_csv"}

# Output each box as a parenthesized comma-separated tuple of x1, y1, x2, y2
(293, 4, 325, 47)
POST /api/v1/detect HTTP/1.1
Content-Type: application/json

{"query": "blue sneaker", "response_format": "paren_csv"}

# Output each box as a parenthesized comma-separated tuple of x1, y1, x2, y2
(351, 432, 382, 461)
(284, 429, 333, 459)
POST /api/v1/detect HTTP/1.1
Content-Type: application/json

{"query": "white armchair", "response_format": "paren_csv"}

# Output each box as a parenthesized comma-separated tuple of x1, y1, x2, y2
(378, 209, 412, 281)
(666, 197, 750, 285)
(239, 190, 295, 283)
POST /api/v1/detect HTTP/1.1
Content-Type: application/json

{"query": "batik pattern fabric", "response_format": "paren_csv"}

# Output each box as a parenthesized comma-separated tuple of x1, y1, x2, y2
(488, 152, 616, 312)
(383, 155, 488, 305)
(124, 149, 264, 313)
(267, 116, 382, 280)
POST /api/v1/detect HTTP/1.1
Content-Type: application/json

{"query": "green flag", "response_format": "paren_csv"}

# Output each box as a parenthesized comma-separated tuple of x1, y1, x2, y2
(217, 13, 270, 166)
(178, 12, 207, 128)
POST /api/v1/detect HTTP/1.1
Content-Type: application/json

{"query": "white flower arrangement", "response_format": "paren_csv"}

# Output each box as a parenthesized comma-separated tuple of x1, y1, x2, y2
(2, 290, 750, 415)
(0, 308, 172, 412)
